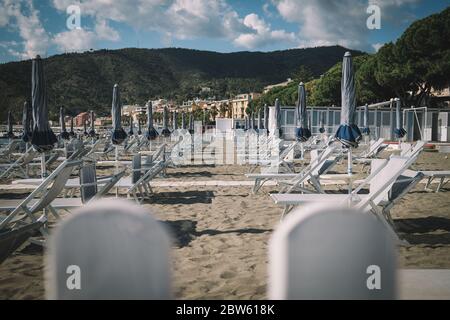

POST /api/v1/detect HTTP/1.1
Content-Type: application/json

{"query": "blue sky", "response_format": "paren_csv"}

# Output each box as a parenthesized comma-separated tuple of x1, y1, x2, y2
(0, 0, 449, 63)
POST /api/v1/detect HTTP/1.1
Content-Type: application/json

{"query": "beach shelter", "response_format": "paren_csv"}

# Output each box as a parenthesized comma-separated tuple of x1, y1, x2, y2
(59, 106, 70, 140)
(294, 82, 311, 142)
(111, 84, 127, 145)
(335, 52, 362, 183)
(161, 106, 171, 137)
(181, 112, 187, 129)
(394, 98, 406, 138)
(31, 55, 57, 177)
(21, 101, 32, 143)
(6, 111, 14, 138)
(264, 104, 269, 130)
(89, 111, 96, 137)
(362, 103, 370, 135)
(319, 111, 325, 134)
(69, 117, 75, 137)
(173, 111, 178, 130)
(146, 101, 158, 140)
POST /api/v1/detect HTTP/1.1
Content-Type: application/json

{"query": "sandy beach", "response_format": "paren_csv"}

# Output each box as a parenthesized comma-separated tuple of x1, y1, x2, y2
(0, 149, 449, 299)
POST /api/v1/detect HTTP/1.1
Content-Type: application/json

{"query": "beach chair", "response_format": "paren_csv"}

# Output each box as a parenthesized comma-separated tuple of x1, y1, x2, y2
(0, 148, 39, 179)
(271, 155, 421, 241)
(0, 217, 46, 264)
(45, 199, 172, 299)
(421, 170, 450, 192)
(246, 145, 340, 194)
(0, 140, 21, 163)
(268, 203, 396, 299)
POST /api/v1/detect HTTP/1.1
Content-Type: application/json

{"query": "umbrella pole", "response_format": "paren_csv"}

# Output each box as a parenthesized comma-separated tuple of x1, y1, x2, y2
(300, 142, 304, 160)
(347, 148, 352, 194)
(41, 153, 46, 179)
(115, 145, 119, 197)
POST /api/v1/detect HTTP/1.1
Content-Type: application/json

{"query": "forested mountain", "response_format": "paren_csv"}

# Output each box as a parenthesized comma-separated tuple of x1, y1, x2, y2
(0, 45, 363, 120)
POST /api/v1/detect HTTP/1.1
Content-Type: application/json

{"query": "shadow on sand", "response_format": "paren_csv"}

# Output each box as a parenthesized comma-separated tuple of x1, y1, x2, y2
(395, 216, 450, 245)
(162, 219, 272, 247)
(147, 191, 214, 204)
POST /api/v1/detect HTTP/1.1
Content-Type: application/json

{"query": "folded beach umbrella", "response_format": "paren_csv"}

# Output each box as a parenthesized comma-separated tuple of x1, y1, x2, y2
(59, 106, 70, 140)
(362, 103, 370, 135)
(274, 98, 282, 136)
(83, 119, 88, 136)
(319, 111, 325, 134)
(189, 112, 194, 133)
(394, 98, 406, 138)
(181, 112, 187, 129)
(145, 101, 158, 140)
(111, 84, 127, 145)
(6, 110, 15, 138)
(89, 111, 96, 137)
(161, 106, 171, 137)
(69, 117, 75, 137)
(264, 104, 269, 130)
(173, 111, 178, 130)
(294, 82, 311, 142)
(137, 119, 142, 135)
(335, 52, 361, 149)
(128, 117, 134, 136)
(31, 55, 57, 153)
(21, 101, 32, 143)
(258, 107, 263, 130)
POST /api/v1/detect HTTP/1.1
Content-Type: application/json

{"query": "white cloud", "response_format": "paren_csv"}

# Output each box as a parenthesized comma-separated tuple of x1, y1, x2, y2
(233, 13, 296, 49)
(94, 19, 120, 42)
(1, 0, 51, 59)
(53, 28, 97, 52)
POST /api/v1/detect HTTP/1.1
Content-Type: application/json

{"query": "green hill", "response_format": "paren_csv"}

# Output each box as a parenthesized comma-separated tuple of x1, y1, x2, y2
(0, 46, 363, 120)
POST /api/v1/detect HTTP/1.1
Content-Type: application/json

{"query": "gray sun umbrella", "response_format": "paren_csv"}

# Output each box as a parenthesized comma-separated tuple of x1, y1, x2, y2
(189, 112, 194, 133)
(21, 101, 32, 143)
(59, 106, 70, 140)
(394, 98, 406, 138)
(181, 112, 187, 129)
(294, 82, 311, 142)
(6, 110, 15, 138)
(173, 111, 178, 130)
(264, 104, 269, 130)
(69, 117, 75, 137)
(146, 101, 158, 140)
(161, 106, 171, 137)
(274, 98, 282, 136)
(362, 103, 370, 135)
(319, 111, 326, 134)
(137, 119, 142, 135)
(258, 107, 263, 130)
(89, 111, 96, 137)
(31, 55, 57, 153)
(111, 84, 127, 145)
(335, 52, 362, 149)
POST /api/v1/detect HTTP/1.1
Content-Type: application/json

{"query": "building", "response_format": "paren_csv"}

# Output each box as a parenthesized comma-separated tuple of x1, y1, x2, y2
(230, 93, 261, 119)
(263, 78, 293, 93)
(74, 112, 90, 127)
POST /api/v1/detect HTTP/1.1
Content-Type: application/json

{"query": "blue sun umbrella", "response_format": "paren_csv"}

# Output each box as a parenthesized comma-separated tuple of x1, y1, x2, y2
(111, 84, 127, 145)
(21, 101, 32, 143)
(31, 55, 57, 153)
(335, 52, 362, 149)
(59, 106, 70, 140)
(394, 98, 406, 138)
(145, 101, 158, 140)
(294, 82, 311, 142)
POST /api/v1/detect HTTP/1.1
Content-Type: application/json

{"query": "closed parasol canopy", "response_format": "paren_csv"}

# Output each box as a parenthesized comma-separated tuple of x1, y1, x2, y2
(59, 106, 70, 140)
(111, 84, 127, 145)
(31, 55, 57, 152)
(21, 101, 32, 143)
(294, 82, 311, 142)
(6, 110, 15, 138)
(161, 106, 171, 137)
(89, 111, 96, 137)
(146, 101, 158, 140)
(394, 98, 406, 138)
(335, 52, 361, 148)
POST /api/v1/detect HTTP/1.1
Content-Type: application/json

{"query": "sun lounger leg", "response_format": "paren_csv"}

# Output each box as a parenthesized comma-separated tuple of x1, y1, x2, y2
(436, 177, 444, 192)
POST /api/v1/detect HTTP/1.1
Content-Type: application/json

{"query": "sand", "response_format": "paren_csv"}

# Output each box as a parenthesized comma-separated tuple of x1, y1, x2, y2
(0, 150, 449, 299)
